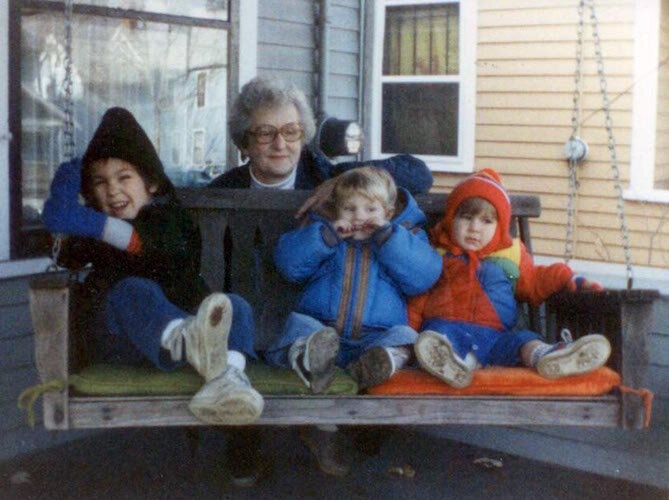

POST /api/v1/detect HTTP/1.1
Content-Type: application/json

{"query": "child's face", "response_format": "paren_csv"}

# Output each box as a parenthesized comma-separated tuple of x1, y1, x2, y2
(452, 209, 498, 252)
(336, 192, 390, 240)
(91, 158, 157, 219)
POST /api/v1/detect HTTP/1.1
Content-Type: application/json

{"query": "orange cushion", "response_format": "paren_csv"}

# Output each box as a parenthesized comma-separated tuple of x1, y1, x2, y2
(367, 366, 621, 396)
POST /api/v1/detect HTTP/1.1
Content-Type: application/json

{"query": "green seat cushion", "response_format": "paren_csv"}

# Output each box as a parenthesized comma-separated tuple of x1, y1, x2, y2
(70, 362, 358, 396)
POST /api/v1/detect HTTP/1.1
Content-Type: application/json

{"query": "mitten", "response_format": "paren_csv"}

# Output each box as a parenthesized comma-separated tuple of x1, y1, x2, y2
(42, 198, 107, 239)
(49, 158, 83, 202)
(567, 275, 604, 292)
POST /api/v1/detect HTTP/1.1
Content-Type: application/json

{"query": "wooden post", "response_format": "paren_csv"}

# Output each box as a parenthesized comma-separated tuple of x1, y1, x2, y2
(29, 274, 71, 430)
(620, 293, 656, 429)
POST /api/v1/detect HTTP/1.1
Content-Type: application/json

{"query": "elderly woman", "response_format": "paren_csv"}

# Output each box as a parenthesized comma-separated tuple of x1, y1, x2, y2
(209, 76, 431, 486)
(209, 76, 432, 193)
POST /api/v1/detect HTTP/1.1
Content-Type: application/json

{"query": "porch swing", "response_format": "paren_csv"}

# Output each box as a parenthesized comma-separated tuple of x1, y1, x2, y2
(21, 0, 659, 432)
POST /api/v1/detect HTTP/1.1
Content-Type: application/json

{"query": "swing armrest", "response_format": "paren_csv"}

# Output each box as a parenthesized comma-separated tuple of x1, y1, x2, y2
(546, 288, 659, 428)
(29, 272, 73, 429)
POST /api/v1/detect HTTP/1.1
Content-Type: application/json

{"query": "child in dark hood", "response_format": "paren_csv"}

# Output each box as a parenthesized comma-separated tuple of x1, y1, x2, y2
(409, 168, 611, 388)
(42, 107, 263, 424)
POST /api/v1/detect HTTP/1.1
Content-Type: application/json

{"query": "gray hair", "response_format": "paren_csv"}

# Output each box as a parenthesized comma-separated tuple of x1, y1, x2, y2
(229, 76, 316, 150)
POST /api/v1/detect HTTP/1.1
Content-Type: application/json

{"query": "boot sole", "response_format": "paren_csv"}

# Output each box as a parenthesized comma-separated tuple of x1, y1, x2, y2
(306, 328, 339, 394)
(348, 347, 393, 389)
(415, 331, 473, 389)
(196, 293, 232, 382)
(536, 334, 611, 379)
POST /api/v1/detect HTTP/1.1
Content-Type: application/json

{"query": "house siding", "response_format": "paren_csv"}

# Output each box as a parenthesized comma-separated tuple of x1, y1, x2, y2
(430, 0, 669, 270)
(656, 0, 669, 189)
(257, 0, 361, 121)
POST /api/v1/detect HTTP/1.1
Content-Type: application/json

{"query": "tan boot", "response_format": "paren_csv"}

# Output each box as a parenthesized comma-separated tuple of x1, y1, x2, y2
(289, 328, 339, 394)
(189, 365, 264, 425)
(347, 347, 394, 389)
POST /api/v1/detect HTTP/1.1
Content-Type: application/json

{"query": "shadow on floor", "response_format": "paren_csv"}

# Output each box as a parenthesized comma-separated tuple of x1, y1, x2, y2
(1, 426, 665, 499)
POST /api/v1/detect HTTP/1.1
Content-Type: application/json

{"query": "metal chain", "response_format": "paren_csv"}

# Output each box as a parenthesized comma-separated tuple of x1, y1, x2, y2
(566, 0, 633, 288)
(565, 0, 586, 263)
(62, 0, 75, 161)
(588, 0, 633, 289)
(48, 0, 75, 272)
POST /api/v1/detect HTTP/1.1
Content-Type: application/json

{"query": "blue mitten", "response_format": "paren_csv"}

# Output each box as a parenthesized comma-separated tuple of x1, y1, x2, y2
(49, 158, 83, 202)
(42, 198, 107, 239)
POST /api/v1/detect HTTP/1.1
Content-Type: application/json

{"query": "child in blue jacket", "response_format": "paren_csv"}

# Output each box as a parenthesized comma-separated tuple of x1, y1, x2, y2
(266, 167, 442, 392)
(42, 107, 263, 425)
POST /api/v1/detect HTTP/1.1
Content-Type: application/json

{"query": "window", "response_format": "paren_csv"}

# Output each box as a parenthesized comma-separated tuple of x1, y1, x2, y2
(628, 0, 669, 203)
(369, 0, 476, 172)
(8, 0, 239, 259)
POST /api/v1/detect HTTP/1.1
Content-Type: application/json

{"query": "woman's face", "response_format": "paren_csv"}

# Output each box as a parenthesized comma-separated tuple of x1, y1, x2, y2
(241, 104, 304, 185)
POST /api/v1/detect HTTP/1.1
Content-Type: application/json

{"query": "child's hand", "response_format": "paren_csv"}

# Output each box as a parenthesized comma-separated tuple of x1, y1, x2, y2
(49, 158, 83, 202)
(42, 198, 107, 239)
(566, 276, 604, 292)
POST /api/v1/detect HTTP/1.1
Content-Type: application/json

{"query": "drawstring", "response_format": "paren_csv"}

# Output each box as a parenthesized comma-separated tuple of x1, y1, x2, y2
(618, 385, 654, 428)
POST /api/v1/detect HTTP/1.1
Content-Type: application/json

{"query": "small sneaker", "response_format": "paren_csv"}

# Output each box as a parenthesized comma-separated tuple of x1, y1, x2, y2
(181, 293, 231, 382)
(299, 427, 351, 476)
(189, 365, 264, 425)
(414, 330, 474, 389)
(347, 347, 394, 389)
(535, 330, 611, 379)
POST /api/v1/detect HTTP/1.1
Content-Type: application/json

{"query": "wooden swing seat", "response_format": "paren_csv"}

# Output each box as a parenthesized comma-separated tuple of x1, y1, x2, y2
(28, 189, 659, 430)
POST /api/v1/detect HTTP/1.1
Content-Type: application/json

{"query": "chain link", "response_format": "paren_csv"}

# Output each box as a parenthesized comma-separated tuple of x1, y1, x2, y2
(565, 0, 586, 263)
(48, 0, 75, 273)
(588, 0, 633, 288)
(62, 0, 75, 162)
(566, 0, 633, 288)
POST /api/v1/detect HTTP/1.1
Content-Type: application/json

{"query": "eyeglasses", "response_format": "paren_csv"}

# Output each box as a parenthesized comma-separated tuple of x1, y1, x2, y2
(246, 123, 304, 144)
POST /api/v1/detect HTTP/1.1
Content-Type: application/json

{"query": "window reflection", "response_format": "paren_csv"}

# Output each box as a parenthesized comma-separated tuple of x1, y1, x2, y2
(81, 0, 228, 20)
(21, 10, 228, 228)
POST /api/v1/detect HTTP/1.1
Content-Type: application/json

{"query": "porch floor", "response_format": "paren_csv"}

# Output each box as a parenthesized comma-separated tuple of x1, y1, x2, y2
(1, 426, 665, 499)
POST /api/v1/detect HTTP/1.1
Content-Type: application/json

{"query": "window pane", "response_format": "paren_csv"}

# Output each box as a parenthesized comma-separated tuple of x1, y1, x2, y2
(82, 0, 229, 20)
(381, 83, 458, 156)
(20, 10, 228, 228)
(383, 3, 459, 76)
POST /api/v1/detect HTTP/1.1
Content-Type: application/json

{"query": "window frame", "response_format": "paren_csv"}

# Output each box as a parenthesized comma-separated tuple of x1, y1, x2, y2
(626, 0, 669, 204)
(367, 0, 477, 173)
(0, 0, 257, 272)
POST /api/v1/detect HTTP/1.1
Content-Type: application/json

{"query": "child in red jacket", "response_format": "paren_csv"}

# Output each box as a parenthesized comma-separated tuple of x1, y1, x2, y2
(409, 168, 610, 388)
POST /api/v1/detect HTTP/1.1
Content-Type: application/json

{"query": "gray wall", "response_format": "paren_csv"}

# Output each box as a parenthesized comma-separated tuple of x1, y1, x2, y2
(0, 275, 92, 461)
(257, 0, 361, 121)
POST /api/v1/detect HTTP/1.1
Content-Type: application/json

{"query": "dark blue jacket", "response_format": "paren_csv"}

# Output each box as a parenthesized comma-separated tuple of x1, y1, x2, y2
(273, 189, 442, 338)
(208, 146, 433, 194)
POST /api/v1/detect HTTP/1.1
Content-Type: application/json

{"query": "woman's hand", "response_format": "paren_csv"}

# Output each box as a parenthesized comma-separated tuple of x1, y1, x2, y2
(295, 178, 336, 219)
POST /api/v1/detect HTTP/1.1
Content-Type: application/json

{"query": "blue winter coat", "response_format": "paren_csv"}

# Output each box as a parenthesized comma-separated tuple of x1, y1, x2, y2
(274, 189, 442, 338)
